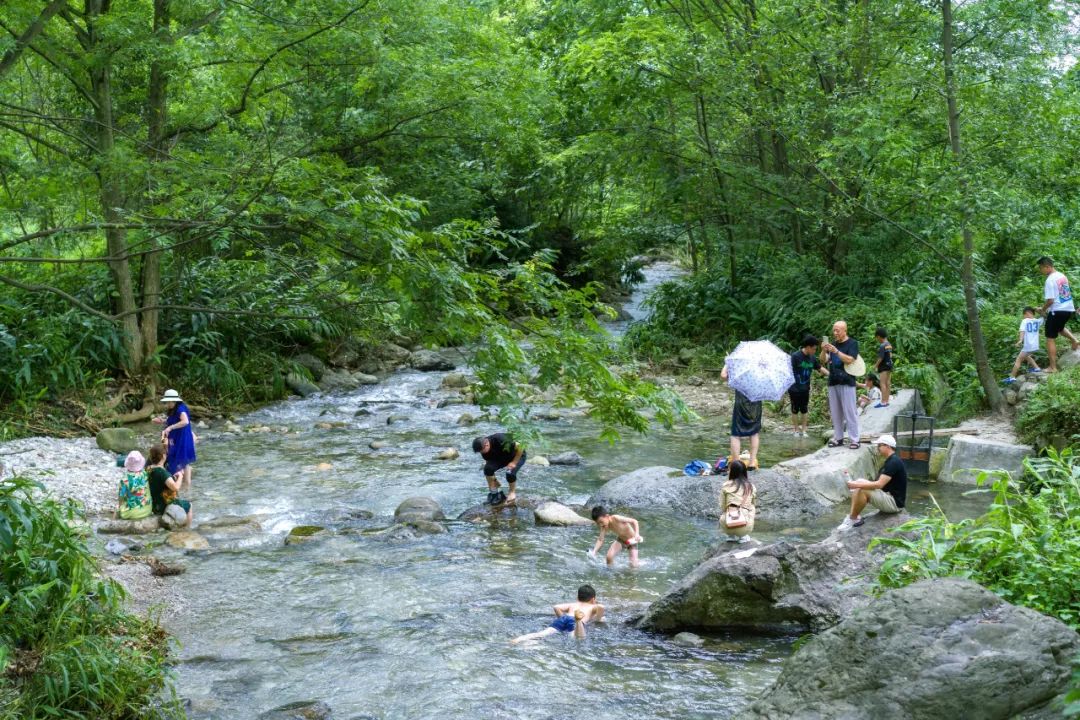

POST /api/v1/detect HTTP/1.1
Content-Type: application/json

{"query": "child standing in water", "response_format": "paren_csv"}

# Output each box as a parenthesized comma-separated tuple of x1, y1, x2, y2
(510, 585, 605, 644)
(589, 506, 643, 568)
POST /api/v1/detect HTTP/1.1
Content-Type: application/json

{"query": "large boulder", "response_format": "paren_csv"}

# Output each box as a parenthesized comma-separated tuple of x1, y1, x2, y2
(534, 501, 592, 527)
(97, 516, 163, 534)
(285, 373, 320, 398)
(549, 451, 584, 466)
(857, 387, 917, 437)
(318, 369, 359, 392)
(772, 446, 877, 505)
(353, 372, 379, 385)
(160, 504, 189, 530)
(636, 512, 908, 633)
(292, 353, 327, 380)
(165, 530, 209, 551)
(440, 372, 470, 389)
(409, 349, 455, 371)
(393, 497, 445, 523)
(259, 700, 332, 720)
(378, 343, 412, 365)
(96, 427, 140, 454)
(939, 434, 1033, 485)
(748, 578, 1080, 720)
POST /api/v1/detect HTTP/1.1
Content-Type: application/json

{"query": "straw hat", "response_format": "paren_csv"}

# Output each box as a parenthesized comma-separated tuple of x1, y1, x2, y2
(124, 451, 146, 473)
(844, 354, 867, 377)
(160, 389, 183, 403)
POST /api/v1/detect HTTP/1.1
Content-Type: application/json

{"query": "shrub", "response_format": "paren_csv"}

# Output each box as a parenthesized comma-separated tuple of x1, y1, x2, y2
(0, 477, 181, 719)
(1017, 366, 1080, 446)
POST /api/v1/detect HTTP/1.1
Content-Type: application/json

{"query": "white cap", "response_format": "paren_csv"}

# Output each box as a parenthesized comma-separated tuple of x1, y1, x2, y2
(876, 434, 897, 449)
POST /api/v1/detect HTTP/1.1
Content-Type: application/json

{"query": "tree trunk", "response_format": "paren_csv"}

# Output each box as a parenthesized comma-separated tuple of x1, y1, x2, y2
(941, 0, 1003, 411)
(87, 0, 144, 374)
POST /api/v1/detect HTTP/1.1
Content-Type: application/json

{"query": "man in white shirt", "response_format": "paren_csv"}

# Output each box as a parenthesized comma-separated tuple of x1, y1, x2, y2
(1037, 256, 1079, 373)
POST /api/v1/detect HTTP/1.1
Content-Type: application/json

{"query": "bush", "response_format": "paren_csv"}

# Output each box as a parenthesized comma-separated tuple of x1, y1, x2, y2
(0, 478, 180, 719)
(1017, 366, 1080, 446)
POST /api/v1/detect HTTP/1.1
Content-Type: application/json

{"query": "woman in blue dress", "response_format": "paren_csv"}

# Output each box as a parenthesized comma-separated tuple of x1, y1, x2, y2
(160, 388, 197, 490)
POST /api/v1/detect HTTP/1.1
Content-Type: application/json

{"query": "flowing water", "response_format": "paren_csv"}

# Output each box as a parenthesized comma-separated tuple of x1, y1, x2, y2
(165, 266, 988, 719)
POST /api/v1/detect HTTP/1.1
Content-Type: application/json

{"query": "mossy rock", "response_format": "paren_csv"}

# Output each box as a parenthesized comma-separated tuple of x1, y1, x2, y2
(285, 525, 327, 545)
(96, 427, 140, 454)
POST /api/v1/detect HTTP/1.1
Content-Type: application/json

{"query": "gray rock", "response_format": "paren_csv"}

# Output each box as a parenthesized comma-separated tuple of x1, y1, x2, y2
(1059, 348, 1080, 371)
(318, 369, 359, 392)
(354, 408, 373, 416)
(369, 440, 387, 449)
(285, 525, 327, 545)
(293, 353, 327, 380)
(436, 396, 466, 408)
(403, 519, 447, 535)
(534, 501, 593, 527)
(772, 445, 878, 506)
(165, 530, 209, 551)
(386, 414, 408, 425)
(97, 516, 163, 534)
(636, 512, 909, 633)
(856, 388, 917, 437)
(456, 413, 476, 425)
(105, 537, 142, 555)
(527, 455, 550, 466)
(259, 700, 332, 720)
(1005, 388, 1019, 405)
(939, 435, 1033, 485)
(353, 372, 379, 385)
(409, 349, 455, 371)
(199, 514, 262, 530)
(378, 343, 412, 364)
(748, 578, 1080, 720)
(96, 427, 140, 454)
(673, 632, 705, 647)
(436, 447, 459, 460)
(440, 372, 470, 389)
(549, 451, 584, 466)
(678, 348, 696, 364)
(161, 504, 189, 530)
(393, 497, 446, 523)
(286, 373, 320, 398)
(457, 503, 536, 525)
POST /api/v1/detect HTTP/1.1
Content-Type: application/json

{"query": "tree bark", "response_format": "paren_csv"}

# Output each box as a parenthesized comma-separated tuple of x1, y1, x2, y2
(941, 0, 1003, 411)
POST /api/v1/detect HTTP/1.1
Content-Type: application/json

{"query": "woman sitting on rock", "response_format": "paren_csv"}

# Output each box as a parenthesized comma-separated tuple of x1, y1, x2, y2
(117, 451, 152, 520)
(719, 460, 757, 543)
(146, 444, 192, 527)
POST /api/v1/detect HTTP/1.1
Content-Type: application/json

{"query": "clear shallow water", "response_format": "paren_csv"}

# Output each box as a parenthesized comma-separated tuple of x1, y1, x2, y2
(165, 267, 989, 719)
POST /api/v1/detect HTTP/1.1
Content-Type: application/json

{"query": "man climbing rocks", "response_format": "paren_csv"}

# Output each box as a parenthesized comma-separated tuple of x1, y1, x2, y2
(472, 432, 526, 505)
(1037, 256, 1079, 372)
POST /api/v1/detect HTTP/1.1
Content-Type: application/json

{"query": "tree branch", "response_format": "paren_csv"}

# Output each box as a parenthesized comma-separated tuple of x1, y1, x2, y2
(0, 0, 70, 79)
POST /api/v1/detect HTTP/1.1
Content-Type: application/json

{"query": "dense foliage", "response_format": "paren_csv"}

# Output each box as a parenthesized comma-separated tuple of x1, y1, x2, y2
(0, 478, 179, 719)
(1018, 366, 1080, 447)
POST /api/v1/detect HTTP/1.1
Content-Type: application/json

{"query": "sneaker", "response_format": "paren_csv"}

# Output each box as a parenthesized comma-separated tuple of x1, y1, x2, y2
(493, 490, 507, 505)
(852, 517, 865, 528)
(737, 536, 751, 544)
(484, 492, 498, 505)
(836, 517, 857, 531)
(1002, 377, 1017, 384)
(725, 535, 741, 543)
(873, 402, 889, 408)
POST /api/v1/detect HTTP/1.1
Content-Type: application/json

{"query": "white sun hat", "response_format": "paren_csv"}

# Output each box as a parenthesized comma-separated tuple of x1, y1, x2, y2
(876, 434, 897, 448)
(160, 389, 183, 403)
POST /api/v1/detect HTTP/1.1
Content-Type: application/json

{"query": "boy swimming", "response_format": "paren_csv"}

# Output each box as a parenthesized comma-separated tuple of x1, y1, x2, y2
(510, 585, 605, 644)
(589, 506, 643, 568)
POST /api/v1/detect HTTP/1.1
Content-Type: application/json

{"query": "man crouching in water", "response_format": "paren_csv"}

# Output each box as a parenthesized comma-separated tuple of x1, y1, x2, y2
(472, 432, 526, 506)
(511, 585, 605, 644)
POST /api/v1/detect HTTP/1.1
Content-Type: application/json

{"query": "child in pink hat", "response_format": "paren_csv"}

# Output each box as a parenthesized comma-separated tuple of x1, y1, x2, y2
(117, 451, 152, 520)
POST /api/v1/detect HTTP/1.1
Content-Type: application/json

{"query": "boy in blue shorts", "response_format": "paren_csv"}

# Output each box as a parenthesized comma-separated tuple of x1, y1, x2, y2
(510, 585, 605, 644)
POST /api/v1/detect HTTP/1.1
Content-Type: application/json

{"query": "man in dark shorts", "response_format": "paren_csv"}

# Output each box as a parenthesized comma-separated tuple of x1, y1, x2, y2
(838, 434, 907, 531)
(789, 335, 828, 437)
(472, 432, 526, 505)
(1037, 256, 1079, 373)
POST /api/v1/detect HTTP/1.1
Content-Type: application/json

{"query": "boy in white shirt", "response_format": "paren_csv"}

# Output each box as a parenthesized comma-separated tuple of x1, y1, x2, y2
(1037, 256, 1079, 372)
(1006, 307, 1042, 383)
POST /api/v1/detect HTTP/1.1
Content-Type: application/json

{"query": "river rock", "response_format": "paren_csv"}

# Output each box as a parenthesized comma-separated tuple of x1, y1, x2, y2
(549, 451, 584, 466)
(636, 512, 909, 633)
(386, 414, 409, 425)
(259, 700, 332, 720)
(285, 525, 327, 545)
(1059, 348, 1080, 371)
(440, 372, 470, 389)
(369, 440, 387, 449)
(748, 578, 1080, 720)
(293, 353, 327, 380)
(403, 519, 447, 535)
(161, 504, 189, 530)
(394, 497, 446, 523)
(436, 396, 466, 408)
(286, 373, 320, 398)
(678, 347, 696, 364)
(771, 445, 877, 506)
(939, 434, 1033, 485)
(98, 516, 163, 534)
(379, 343, 412, 364)
(96, 427, 139, 454)
(1005, 388, 1019, 405)
(224, 420, 242, 433)
(166, 530, 209, 551)
(456, 413, 476, 425)
(353, 372, 379, 385)
(105, 537, 143, 555)
(673, 632, 705, 648)
(856, 387, 917, 437)
(458, 503, 536, 524)
(527, 455, 550, 466)
(436, 447, 459, 460)
(409, 349, 455, 371)
(534, 501, 592, 527)
(318, 368, 359, 392)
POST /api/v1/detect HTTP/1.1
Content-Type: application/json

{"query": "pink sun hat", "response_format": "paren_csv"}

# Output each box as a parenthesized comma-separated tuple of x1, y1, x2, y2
(124, 451, 146, 473)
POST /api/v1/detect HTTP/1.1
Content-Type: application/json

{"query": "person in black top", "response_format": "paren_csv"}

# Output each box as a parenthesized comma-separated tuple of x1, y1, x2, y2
(789, 335, 828, 437)
(837, 434, 907, 530)
(472, 433, 526, 506)
(874, 327, 894, 408)
(820, 320, 861, 449)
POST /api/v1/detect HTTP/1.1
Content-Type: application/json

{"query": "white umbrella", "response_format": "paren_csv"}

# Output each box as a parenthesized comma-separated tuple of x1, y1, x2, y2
(725, 340, 795, 402)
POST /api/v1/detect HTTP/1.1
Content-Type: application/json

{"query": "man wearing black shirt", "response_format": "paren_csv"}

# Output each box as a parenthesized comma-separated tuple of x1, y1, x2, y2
(820, 320, 861, 449)
(838, 434, 907, 530)
(789, 335, 828, 437)
(472, 432, 526, 506)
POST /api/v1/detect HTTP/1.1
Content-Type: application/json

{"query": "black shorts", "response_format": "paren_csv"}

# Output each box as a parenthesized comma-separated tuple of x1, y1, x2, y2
(1045, 311, 1074, 339)
(483, 451, 527, 481)
(789, 387, 810, 415)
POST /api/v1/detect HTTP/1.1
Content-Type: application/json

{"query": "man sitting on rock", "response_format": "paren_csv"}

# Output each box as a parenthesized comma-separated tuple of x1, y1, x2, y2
(472, 432, 526, 506)
(838, 434, 907, 531)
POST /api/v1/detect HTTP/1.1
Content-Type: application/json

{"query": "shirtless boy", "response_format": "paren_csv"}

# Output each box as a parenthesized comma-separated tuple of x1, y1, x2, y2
(589, 506, 643, 568)
(510, 585, 605, 644)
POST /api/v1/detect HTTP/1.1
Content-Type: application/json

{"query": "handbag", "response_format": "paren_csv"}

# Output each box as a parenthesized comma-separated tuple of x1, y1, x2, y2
(724, 486, 751, 528)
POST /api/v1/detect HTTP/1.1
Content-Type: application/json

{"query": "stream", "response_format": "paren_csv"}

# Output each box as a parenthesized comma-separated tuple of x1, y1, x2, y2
(165, 264, 988, 720)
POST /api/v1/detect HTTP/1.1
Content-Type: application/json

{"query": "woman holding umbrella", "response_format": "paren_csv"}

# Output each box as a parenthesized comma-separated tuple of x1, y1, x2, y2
(721, 340, 798, 471)
(721, 363, 762, 470)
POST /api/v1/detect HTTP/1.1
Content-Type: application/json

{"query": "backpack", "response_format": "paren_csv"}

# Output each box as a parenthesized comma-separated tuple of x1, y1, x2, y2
(683, 459, 712, 476)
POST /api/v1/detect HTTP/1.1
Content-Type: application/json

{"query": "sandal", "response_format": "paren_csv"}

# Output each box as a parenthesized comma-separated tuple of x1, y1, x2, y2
(849, 442, 861, 449)
(827, 440, 844, 448)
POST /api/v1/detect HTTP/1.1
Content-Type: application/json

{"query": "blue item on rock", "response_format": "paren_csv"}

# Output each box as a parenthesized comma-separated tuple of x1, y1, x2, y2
(713, 456, 729, 473)
(684, 460, 711, 476)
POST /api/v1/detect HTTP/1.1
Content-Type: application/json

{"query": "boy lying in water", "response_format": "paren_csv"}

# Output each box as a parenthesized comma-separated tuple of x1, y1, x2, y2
(510, 585, 605, 644)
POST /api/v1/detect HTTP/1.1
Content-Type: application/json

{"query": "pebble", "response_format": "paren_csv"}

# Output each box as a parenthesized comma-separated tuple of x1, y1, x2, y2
(436, 448, 460, 460)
